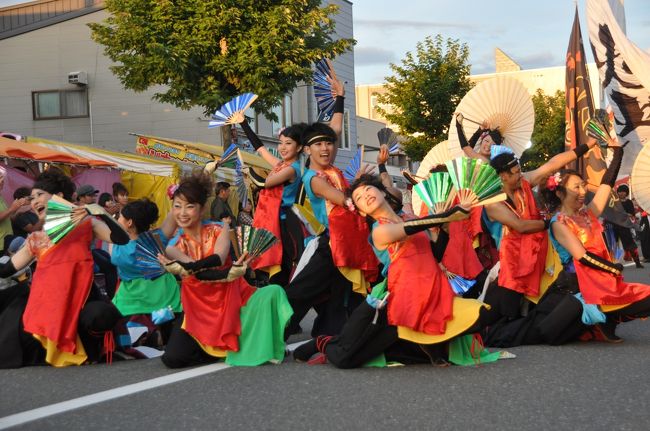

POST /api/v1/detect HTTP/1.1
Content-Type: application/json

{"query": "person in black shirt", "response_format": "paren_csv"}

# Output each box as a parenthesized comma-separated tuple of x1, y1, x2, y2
(615, 185, 643, 268)
(11, 187, 38, 239)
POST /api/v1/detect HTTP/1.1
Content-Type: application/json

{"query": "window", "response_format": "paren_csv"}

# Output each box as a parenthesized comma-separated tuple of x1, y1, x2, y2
(340, 109, 351, 150)
(271, 95, 293, 137)
(32, 89, 89, 120)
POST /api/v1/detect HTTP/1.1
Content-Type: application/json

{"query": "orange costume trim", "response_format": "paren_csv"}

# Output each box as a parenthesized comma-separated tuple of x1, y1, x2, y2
(497, 179, 548, 297)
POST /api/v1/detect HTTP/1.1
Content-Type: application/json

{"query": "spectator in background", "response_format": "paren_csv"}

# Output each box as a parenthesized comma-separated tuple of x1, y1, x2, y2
(210, 181, 236, 225)
(112, 182, 129, 212)
(98, 192, 119, 216)
(11, 187, 38, 238)
(0, 167, 29, 253)
(76, 184, 99, 205)
(615, 184, 644, 268)
(237, 201, 253, 226)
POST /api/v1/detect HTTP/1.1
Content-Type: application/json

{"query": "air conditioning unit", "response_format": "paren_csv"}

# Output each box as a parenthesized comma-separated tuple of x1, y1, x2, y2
(68, 71, 88, 86)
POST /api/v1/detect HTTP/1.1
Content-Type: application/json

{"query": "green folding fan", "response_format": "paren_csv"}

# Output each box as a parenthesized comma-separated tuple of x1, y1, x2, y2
(413, 171, 457, 214)
(444, 157, 506, 207)
(229, 225, 278, 260)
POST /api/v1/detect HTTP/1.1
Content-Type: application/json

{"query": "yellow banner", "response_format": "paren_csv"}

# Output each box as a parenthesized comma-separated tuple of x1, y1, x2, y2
(135, 136, 214, 166)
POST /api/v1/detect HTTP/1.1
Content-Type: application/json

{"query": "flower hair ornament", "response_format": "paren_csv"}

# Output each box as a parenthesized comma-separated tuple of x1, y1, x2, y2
(546, 172, 562, 191)
(166, 184, 179, 199)
(344, 197, 356, 213)
(277, 127, 286, 138)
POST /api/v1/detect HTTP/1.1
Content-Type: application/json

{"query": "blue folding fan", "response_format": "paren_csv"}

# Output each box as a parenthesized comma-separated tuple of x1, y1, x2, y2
(313, 59, 336, 123)
(343, 145, 364, 183)
(446, 271, 477, 296)
(217, 143, 240, 169)
(233, 150, 249, 208)
(208, 93, 258, 128)
(134, 231, 166, 280)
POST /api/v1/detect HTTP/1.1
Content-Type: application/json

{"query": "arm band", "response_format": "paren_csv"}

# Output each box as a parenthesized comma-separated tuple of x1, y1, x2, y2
(240, 119, 264, 150)
(456, 119, 471, 149)
(573, 143, 590, 158)
(601, 147, 623, 187)
(430, 228, 449, 262)
(196, 265, 246, 282)
(97, 214, 130, 245)
(177, 254, 223, 273)
(403, 207, 469, 236)
(378, 163, 387, 174)
(579, 251, 622, 276)
(0, 259, 17, 278)
(333, 95, 345, 115)
(468, 126, 484, 147)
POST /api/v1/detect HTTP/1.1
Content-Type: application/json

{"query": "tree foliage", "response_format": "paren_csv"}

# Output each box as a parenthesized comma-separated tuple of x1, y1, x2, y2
(519, 89, 566, 170)
(89, 0, 354, 118)
(376, 35, 473, 161)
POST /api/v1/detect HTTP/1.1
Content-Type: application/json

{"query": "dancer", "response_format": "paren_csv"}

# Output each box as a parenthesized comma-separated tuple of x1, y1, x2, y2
(283, 123, 379, 338)
(0, 168, 129, 368)
(295, 175, 495, 368)
(548, 143, 650, 340)
(110, 199, 182, 349)
(455, 114, 501, 161)
(158, 172, 292, 368)
(240, 121, 308, 286)
(482, 137, 597, 320)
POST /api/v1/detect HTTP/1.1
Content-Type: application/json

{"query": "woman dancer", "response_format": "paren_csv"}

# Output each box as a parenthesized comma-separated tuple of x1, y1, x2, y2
(295, 175, 495, 368)
(110, 199, 182, 349)
(547, 142, 650, 340)
(0, 168, 129, 367)
(158, 172, 292, 368)
(240, 121, 308, 286)
(455, 114, 502, 161)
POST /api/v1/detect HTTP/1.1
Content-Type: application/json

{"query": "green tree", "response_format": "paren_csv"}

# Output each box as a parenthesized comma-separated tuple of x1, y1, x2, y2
(520, 89, 566, 170)
(376, 35, 472, 161)
(89, 0, 353, 118)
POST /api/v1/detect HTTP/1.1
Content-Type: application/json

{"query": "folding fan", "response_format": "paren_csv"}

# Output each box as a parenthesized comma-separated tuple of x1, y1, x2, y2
(444, 157, 507, 207)
(208, 93, 258, 128)
(603, 223, 625, 262)
(313, 59, 335, 123)
(134, 231, 166, 279)
(446, 271, 477, 296)
(229, 226, 278, 260)
(490, 144, 515, 160)
(217, 143, 240, 169)
(233, 151, 249, 207)
(414, 172, 456, 214)
(343, 145, 364, 183)
(411, 141, 452, 216)
(44, 197, 87, 244)
(586, 119, 611, 148)
(291, 203, 325, 236)
(377, 127, 400, 154)
(630, 143, 650, 213)
(448, 76, 534, 158)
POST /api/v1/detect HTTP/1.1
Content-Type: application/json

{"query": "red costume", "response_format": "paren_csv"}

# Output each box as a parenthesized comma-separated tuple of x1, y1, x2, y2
(498, 179, 548, 297)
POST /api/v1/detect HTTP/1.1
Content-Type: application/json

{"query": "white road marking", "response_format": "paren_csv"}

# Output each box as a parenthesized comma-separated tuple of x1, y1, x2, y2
(0, 363, 229, 430)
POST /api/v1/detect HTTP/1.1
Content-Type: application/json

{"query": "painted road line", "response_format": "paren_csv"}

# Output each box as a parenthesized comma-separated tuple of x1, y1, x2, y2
(0, 362, 229, 430)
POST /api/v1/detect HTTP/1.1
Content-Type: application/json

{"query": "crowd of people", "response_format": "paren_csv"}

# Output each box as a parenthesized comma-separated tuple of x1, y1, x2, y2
(0, 71, 648, 371)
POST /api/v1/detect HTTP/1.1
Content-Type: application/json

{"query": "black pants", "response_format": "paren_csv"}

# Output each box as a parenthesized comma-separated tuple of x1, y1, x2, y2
(269, 211, 306, 287)
(482, 282, 524, 324)
(77, 300, 122, 363)
(284, 236, 363, 339)
(91, 249, 119, 300)
(161, 316, 219, 369)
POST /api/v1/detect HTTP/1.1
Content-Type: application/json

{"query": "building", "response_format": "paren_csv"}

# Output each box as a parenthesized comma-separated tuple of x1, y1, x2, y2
(0, 0, 358, 168)
(356, 47, 603, 132)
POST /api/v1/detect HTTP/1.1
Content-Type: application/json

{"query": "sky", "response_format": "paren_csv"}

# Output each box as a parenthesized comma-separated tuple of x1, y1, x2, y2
(352, 0, 650, 84)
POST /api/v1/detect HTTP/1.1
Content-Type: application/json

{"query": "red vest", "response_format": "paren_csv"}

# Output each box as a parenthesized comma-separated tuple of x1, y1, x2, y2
(251, 185, 283, 271)
(498, 179, 548, 296)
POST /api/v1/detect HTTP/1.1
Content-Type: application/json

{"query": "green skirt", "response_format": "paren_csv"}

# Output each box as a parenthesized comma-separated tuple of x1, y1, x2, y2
(226, 284, 293, 366)
(112, 273, 182, 316)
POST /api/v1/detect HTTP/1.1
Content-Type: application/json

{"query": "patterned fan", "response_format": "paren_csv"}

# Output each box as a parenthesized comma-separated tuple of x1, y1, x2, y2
(233, 151, 249, 207)
(313, 59, 335, 123)
(44, 197, 86, 243)
(377, 127, 400, 154)
(414, 172, 456, 214)
(344, 145, 364, 183)
(218, 143, 240, 169)
(230, 225, 278, 260)
(134, 231, 166, 279)
(604, 224, 625, 262)
(490, 144, 515, 160)
(444, 157, 506, 207)
(446, 271, 477, 296)
(411, 141, 452, 216)
(630, 143, 650, 213)
(586, 119, 610, 148)
(208, 93, 258, 128)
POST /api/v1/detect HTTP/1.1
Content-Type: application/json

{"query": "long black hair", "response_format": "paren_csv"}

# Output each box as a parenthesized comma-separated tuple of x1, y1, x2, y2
(346, 174, 403, 222)
(540, 169, 583, 213)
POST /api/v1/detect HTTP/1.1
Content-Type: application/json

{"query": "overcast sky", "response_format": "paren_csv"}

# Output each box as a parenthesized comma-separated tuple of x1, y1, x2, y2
(352, 0, 650, 84)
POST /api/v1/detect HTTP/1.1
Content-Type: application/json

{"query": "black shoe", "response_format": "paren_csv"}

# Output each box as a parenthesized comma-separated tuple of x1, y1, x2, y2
(293, 339, 318, 362)
(636, 263, 645, 268)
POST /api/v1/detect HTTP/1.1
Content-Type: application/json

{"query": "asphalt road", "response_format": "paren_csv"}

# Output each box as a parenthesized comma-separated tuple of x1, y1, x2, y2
(2, 265, 650, 431)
